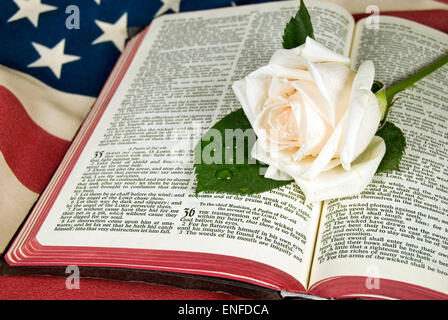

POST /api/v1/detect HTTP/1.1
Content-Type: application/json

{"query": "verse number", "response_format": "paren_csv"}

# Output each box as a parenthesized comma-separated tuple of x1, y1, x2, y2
(180, 208, 195, 221)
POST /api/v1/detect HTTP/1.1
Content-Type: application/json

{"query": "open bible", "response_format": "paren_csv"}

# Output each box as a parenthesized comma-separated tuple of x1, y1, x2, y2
(1, 0, 447, 299)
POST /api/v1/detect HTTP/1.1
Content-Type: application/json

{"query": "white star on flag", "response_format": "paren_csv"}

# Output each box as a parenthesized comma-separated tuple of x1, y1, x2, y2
(155, 0, 182, 18)
(28, 39, 81, 79)
(94, 0, 101, 5)
(8, 0, 57, 27)
(92, 13, 128, 52)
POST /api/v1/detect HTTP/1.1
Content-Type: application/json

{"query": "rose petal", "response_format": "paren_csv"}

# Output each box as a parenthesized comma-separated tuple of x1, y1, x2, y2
(264, 165, 293, 180)
(270, 65, 312, 80)
(300, 114, 346, 180)
(304, 59, 336, 127)
(313, 62, 354, 123)
(269, 37, 351, 67)
(268, 77, 295, 99)
(252, 140, 342, 182)
(340, 60, 380, 170)
(291, 80, 331, 125)
(232, 66, 272, 126)
(254, 104, 298, 146)
(301, 37, 351, 65)
(304, 60, 355, 127)
(252, 140, 311, 177)
(288, 91, 332, 159)
(232, 79, 254, 122)
(295, 136, 386, 203)
(269, 47, 306, 69)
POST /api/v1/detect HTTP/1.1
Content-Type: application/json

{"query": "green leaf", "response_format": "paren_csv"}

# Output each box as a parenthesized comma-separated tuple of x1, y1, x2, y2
(294, 0, 314, 37)
(375, 122, 406, 173)
(282, 0, 315, 49)
(194, 108, 293, 195)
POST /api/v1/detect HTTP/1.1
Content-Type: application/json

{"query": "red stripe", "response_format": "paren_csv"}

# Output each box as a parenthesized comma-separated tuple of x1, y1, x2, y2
(353, 10, 448, 33)
(0, 86, 70, 193)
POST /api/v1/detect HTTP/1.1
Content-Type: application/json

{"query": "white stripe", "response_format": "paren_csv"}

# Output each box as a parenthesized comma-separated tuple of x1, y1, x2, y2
(0, 152, 39, 253)
(0, 65, 95, 141)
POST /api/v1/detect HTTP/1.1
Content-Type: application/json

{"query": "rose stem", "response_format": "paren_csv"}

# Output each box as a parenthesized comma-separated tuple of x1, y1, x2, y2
(385, 53, 448, 103)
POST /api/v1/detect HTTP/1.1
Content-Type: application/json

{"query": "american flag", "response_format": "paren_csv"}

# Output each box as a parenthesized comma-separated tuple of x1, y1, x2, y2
(0, 0, 283, 249)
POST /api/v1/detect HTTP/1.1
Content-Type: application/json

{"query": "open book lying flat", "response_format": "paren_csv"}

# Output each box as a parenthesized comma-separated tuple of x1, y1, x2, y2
(2, 0, 447, 299)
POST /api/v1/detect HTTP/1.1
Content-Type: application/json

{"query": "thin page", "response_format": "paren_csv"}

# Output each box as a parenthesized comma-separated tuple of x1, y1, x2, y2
(30, 1, 354, 287)
(309, 16, 448, 295)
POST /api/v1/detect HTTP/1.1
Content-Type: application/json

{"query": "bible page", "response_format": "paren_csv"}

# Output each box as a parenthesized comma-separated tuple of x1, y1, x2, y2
(32, 1, 354, 286)
(309, 16, 448, 295)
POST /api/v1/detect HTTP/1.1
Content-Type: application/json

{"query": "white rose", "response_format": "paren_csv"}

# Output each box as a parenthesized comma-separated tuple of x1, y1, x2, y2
(232, 37, 386, 202)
